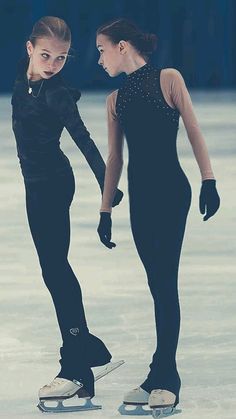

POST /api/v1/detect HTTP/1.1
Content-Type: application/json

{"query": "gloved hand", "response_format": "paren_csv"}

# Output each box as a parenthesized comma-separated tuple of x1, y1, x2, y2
(97, 212, 116, 249)
(199, 179, 220, 221)
(112, 189, 124, 207)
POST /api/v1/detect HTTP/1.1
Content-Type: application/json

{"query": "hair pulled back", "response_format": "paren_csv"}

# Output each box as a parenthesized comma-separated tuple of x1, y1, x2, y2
(29, 16, 71, 46)
(97, 18, 157, 59)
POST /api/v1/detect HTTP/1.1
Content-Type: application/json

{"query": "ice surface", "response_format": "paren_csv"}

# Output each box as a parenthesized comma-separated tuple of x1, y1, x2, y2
(0, 90, 235, 418)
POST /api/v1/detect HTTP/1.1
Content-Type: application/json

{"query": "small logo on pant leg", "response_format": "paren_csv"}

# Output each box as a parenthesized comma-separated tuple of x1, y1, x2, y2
(70, 327, 80, 336)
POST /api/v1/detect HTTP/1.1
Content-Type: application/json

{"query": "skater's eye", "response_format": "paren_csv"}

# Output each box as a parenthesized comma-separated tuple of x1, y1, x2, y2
(98, 49, 104, 54)
(57, 55, 66, 61)
(41, 53, 50, 59)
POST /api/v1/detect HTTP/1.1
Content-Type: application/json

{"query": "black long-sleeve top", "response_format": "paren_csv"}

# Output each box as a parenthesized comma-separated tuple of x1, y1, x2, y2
(11, 57, 105, 188)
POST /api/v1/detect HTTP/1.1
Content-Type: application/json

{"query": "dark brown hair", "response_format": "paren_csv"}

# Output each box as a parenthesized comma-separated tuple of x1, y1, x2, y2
(96, 18, 157, 60)
(29, 16, 71, 46)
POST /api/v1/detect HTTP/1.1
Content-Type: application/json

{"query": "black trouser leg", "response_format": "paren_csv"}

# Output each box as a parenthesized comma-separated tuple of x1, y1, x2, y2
(25, 172, 89, 340)
(25, 172, 111, 388)
(129, 178, 191, 404)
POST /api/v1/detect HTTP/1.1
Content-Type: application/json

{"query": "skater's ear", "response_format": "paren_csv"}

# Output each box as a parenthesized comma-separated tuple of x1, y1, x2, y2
(26, 40, 34, 57)
(118, 40, 128, 55)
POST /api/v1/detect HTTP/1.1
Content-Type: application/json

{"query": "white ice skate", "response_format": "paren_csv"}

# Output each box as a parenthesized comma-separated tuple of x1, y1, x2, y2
(37, 377, 100, 413)
(118, 387, 182, 417)
(149, 389, 181, 418)
(37, 359, 124, 413)
(118, 387, 152, 415)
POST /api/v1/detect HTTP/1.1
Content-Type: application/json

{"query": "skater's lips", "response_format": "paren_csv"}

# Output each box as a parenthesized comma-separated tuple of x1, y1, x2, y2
(44, 71, 54, 76)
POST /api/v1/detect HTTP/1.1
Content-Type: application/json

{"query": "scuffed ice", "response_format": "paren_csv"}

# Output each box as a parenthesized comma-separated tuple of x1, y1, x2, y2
(0, 91, 235, 418)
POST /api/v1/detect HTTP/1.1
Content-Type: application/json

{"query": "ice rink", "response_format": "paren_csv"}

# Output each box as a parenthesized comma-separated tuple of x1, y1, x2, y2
(0, 90, 235, 418)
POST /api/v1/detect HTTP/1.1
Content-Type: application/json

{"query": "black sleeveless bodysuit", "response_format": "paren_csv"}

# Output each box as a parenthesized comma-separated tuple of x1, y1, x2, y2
(116, 63, 192, 404)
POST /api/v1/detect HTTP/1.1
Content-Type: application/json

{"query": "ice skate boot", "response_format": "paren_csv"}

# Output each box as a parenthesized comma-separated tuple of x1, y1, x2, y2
(149, 390, 181, 418)
(37, 361, 125, 412)
(124, 386, 149, 405)
(37, 369, 100, 413)
(118, 387, 152, 415)
(37, 378, 100, 413)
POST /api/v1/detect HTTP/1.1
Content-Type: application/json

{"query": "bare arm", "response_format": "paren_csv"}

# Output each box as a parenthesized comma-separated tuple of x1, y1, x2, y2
(100, 90, 124, 213)
(160, 68, 215, 181)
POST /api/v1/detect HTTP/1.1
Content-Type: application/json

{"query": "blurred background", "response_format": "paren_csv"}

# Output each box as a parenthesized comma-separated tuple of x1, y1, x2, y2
(0, 0, 235, 91)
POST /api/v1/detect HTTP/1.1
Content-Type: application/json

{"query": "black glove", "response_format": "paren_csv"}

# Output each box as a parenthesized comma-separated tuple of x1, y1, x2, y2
(97, 212, 116, 249)
(112, 189, 124, 207)
(199, 179, 220, 221)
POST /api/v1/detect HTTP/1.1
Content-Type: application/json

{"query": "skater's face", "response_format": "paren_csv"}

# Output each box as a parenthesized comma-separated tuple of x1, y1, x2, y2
(96, 34, 128, 77)
(26, 37, 70, 80)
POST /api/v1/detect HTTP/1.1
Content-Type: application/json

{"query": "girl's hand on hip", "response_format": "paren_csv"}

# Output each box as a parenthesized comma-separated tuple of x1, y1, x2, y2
(97, 212, 116, 249)
(199, 179, 220, 221)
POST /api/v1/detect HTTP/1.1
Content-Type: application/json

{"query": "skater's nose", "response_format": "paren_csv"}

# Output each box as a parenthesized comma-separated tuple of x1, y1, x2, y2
(49, 61, 57, 71)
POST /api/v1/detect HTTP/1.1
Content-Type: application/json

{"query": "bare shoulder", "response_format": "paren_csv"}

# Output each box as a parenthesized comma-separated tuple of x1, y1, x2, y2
(106, 90, 119, 119)
(160, 68, 184, 83)
(106, 89, 118, 105)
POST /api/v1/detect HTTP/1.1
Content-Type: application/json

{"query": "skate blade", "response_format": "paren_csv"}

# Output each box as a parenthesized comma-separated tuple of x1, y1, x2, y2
(94, 359, 125, 381)
(118, 403, 152, 415)
(151, 406, 182, 418)
(37, 398, 102, 413)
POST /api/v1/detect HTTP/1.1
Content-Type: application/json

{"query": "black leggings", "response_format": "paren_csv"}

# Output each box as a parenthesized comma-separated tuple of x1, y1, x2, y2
(129, 172, 192, 405)
(24, 170, 111, 385)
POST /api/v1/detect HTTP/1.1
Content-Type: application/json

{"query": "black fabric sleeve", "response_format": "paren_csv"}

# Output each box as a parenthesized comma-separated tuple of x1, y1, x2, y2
(46, 85, 105, 192)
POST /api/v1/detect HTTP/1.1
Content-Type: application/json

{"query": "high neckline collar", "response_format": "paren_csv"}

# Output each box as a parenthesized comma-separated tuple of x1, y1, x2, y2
(127, 63, 151, 78)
